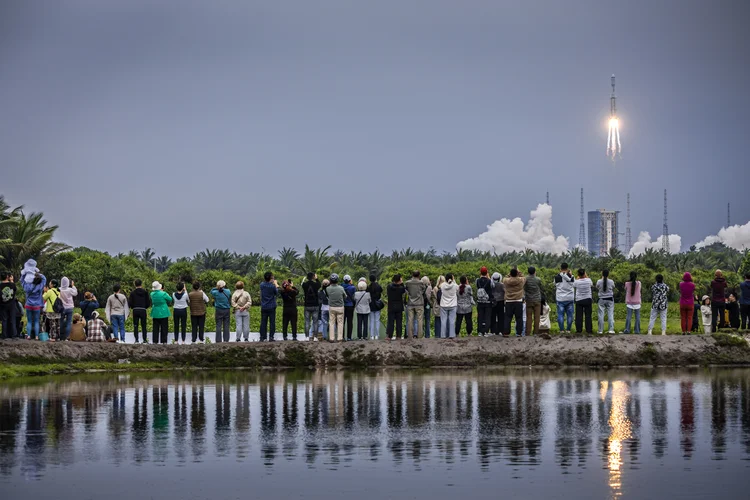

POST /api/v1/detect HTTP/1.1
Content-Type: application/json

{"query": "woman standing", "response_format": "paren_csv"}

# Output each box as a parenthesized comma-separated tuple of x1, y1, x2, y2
(59, 277, 77, 340)
(432, 275, 445, 338)
(456, 276, 474, 337)
(172, 282, 189, 344)
(231, 281, 252, 342)
(710, 270, 728, 332)
(150, 281, 173, 344)
(678, 273, 696, 335)
(490, 273, 505, 336)
(439, 274, 458, 338)
(210, 280, 232, 342)
(22, 273, 45, 340)
(318, 279, 330, 341)
(42, 279, 61, 341)
(354, 280, 371, 340)
(623, 272, 642, 334)
(188, 281, 209, 343)
(596, 270, 615, 334)
(573, 269, 593, 334)
(79, 292, 99, 322)
(280, 280, 299, 340)
(105, 284, 129, 342)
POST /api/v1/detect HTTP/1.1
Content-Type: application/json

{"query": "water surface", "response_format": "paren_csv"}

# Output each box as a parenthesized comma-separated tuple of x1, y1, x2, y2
(1, 369, 748, 499)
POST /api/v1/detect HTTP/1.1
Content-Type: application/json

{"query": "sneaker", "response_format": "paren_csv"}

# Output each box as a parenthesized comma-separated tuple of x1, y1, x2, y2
(597, 331, 603, 335)
(142, 339, 149, 344)
(647, 331, 653, 335)
(608, 330, 616, 334)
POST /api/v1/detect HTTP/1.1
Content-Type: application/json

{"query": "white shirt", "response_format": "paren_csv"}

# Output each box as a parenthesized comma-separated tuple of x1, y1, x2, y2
(440, 282, 458, 308)
(172, 292, 190, 309)
(573, 278, 593, 301)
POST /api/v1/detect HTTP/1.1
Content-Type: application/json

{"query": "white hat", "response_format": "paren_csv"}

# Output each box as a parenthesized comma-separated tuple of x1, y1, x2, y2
(358, 277, 367, 282)
(492, 272, 502, 281)
(151, 281, 162, 291)
(217, 280, 226, 288)
(343, 275, 352, 282)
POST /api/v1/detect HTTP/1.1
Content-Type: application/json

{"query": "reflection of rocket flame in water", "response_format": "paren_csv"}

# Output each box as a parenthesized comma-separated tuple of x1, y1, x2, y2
(607, 75, 622, 160)
(605, 380, 633, 499)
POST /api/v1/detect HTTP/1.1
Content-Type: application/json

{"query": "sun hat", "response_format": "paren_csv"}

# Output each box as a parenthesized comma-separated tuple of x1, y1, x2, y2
(217, 280, 226, 288)
(151, 281, 162, 291)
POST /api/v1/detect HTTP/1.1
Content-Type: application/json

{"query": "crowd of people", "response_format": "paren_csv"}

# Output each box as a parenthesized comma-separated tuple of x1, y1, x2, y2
(1, 259, 749, 343)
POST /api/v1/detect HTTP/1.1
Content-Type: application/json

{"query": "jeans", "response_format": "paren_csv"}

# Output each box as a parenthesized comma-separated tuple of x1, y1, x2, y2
(319, 308, 330, 339)
(386, 309, 403, 339)
(61, 308, 74, 340)
(173, 308, 187, 342)
(1, 306, 17, 339)
(575, 299, 593, 333)
(491, 301, 504, 334)
(260, 308, 276, 341)
(456, 312, 473, 336)
(368, 310, 381, 340)
(424, 307, 431, 338)
(597, 299, 615, 333)
(26, 309, 41, 339)
(407, 306, 424, 338)
(680, 304, 694, 333)
(283, 309, 297, 340)
(711, 301, 726, 332)
(434, 315, 441, 338)
(133, 309, 148, 342)
(557, 301, 574, 332)
(477, 303, 492, 334)
(344, 306, 355, 340)
(624, 307, 641, 333)
(504, 302, 523, 336)
(153, 317, 169, 344)
(648, 307, 668, 334)
(215, 308, 230, 342)
(440, 306, 457, 338)
(329, 306, 345, 341)
(235, 310, 249, 341)
(525, 301, 541, 335)
(304, 306, 319, 337)
(741, 304, 750, 330)
(110, 314, 126, 341)
(357, 313, 368, 339)
(191, 314, 206, 342)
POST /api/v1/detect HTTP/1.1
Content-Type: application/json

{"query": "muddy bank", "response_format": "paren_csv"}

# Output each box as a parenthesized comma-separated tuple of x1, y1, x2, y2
(1, 334, 749, 370)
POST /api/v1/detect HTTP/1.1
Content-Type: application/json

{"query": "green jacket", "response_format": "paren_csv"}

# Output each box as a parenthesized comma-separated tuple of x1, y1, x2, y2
(150, 290, 173, 319)
(524, 275, 543, 303)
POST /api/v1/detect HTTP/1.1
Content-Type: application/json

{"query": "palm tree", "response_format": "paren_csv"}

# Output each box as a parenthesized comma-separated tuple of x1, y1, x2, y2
(0, 210, 69, 274)
(277, 247, 300, 273)
(193, 249, 232, 271)
(140, 247, 157, 268)
(155, 255, 173, 273)
(296, 245, 332, 276)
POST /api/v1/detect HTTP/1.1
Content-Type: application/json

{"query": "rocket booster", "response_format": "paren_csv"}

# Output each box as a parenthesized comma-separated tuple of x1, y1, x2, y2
(610, 74, 617, 117)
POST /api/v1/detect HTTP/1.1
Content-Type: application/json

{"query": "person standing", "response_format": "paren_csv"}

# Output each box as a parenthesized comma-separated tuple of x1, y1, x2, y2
(596, 270, 615, 334)
(405, 271, 427, 339)
(42, 280, 62, 341)
(440, 274, 459, 338)
(523, 266, 543, 336)
(456, 276, 474, 337)
(59, 277, 77, 340)
(740, 273, 750, 330)
(709, 270, 728, 332)
(727, 293, 740, 330)
(648, 274, 670, 335)
(231, 281, 252, 342)
(105, 283, 129, 343)
(700, 295, 713, 334)
(490, 273, 505, 336)
(421, 276, 433, 338)
(503, 269, 525, 337)
(280, 279, 299, 340)
(129, 279, 151, 343)
(188, 281, 209, 343)
(573, 269, 593, 334)
(354, 280, 371, 340)
(260, 272, 280, 342)
(79, 292, 99, 322)
(475, 267, 493, 337)
(386, 274, 406, 340)
(342, 275, 356, 341)
(318, 279, 330, 341)
(367, 274, 383, 340)
(678, 273, 696, 335)
(326, 274, 346, 342)
(554, 263, 575, 334)
(171, 282, 189, 344)
(0, 273, 18, 339)
(622, 271, 642, 334)
(432, 275, 445, 338)
(150, 281, 172, 344)
(302, 273, 321, 339)
(210, 280, 232, 343)
(22, 272, 46, 340)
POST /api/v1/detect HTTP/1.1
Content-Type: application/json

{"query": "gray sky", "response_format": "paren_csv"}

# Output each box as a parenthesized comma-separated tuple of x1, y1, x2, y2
(1, 0, 748, 257)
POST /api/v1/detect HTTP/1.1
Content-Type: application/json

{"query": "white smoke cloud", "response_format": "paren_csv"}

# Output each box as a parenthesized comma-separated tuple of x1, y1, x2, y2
(628, 231, 682, 256)
(695, 221, 750, 251)
(457, 203, 570, 255)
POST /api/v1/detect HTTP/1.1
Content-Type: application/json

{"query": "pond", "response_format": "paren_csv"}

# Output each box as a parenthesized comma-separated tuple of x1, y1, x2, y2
(1, 369, 748, 499)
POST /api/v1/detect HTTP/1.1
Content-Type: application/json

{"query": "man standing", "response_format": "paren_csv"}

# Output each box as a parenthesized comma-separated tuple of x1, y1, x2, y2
(386, 274, 406, 340)
(342, 275, 356, 341)
(475, 267, 493, 337)
(367, 274, 383, 340)
(710, 270, 728, 332)
(503, 269, 526, 337)
(129, 279, 151, 343)
(740, 273, 750, 330)
(554, 263, 575, 334)
(405, 271, 427, 339)
(325, 274, 346, 342)
(0, 273, 17, 339)
(302, 273, 321, 339)
(260, 272, 280, 341)
(524, 266, 543, 336)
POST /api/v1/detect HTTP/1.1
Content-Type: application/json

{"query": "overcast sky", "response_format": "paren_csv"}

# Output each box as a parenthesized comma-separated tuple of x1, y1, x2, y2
(1, 0, 748, 258)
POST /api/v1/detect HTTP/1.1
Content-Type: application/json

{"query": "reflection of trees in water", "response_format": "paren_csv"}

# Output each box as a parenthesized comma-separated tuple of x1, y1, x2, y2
(680, 381, 695, 459)
(215, 382, 231, 457)
(132, 386, 149, 463)
(712, 378, 727, 458)
(554, 380, 593, 469)
(741, 375, 750, 456)
(259, 380, 277, 466)
(172, 384, 188, 464)
(650, 381, 668, 458)
(190, 385, 206, 461)
(0, 398, 22, 475)
(235, 384, 251, 460)
(106, 390, 127, 465)
(152, 386, 169, 463)
(23, 398, 45, 478)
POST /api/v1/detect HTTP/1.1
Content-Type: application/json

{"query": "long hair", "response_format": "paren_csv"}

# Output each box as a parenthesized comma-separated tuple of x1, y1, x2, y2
(459, 275, 467, 295)
(434, 275, 446, 294)
(446, 273, 454, 284)
(602, 269, 609, 292)
(629, 271, 637, 297)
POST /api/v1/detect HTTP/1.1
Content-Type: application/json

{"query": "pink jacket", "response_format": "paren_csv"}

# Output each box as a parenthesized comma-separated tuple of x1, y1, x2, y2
(679, 273, 696, 306)
(624, 281, 641, 305)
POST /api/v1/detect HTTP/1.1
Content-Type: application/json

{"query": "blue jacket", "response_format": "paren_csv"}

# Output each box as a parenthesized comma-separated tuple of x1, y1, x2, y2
(210, 288, 232, 310)
(22, 274, 46, 308)
(740, 281, 750, 306)
(343, 283, 356, 307)
(260, 281, 278, 310)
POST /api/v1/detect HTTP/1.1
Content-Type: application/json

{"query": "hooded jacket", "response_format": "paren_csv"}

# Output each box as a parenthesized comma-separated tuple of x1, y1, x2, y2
(150, 289, 173, 319)
(491, 274, 505, 302)
(79, 298, 100, 321)
(302, 280, 321, 307)
(21, 259, 39, 285)
(280, 286, 299, 311)
(22, 274, 46, 309)
(554, 272, 575, 302)
(129, 287, 152, 310)
(172, 290, 190, 310)
(678, 273, 696, 306)
(343, 282, 356, 307)
(710, 277, 728, 302)
(59, 277, 78, 310)
(386, 282, 406, 312)
(439, 281, 458, 308)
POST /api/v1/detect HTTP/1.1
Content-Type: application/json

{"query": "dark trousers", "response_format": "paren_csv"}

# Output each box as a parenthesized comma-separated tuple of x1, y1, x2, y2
(491, 301, 505, 334)
(153, 317, 169, 344)
(504, 302, 523, 336)
(575, 299, 593, 333)
(191, 315, 205, 342)
(456, 313, 473, 336)
(357, 313, 368, 339)
(215, 308, 230, 342)
(344, 306, 355, 340)
(1, 306, 17, 339)
(133, 309, 148, 342)
(477, 303, 492, 334)
(741, 304, 750, 330)
(711, 301, 726, 332)
(283, 309, 297, 340)
(260, 308, 276, 341)
(386, 309, 403, 339)
(173, 308, 187, 342)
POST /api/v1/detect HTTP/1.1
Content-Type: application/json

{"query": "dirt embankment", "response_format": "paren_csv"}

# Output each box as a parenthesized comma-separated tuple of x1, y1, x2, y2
(1, 334, 749, 369)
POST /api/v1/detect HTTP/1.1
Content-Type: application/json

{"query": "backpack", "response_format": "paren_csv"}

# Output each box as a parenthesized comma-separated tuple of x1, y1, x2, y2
(476, 278, 491, 304)
(51, 289, 65, 314)
(305, 282, 318, 304)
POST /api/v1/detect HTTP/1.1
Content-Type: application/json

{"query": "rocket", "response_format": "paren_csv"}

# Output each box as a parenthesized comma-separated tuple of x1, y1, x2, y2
(610, 74, 616, 117)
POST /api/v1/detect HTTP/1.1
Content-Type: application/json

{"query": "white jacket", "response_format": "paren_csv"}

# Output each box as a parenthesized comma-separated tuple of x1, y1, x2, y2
(440, 281, 458, 308)
(554, 272, 575, 302)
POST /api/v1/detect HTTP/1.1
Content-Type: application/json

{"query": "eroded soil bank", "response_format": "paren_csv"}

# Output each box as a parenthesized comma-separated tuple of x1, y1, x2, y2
(1, 334, 749, 374)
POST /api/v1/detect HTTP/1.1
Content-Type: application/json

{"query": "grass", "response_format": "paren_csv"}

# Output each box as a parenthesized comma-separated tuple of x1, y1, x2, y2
(0, 361, 175, 380)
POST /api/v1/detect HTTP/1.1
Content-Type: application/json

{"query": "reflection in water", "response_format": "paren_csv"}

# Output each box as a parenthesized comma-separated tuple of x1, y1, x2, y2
(0, 369, 749, 497)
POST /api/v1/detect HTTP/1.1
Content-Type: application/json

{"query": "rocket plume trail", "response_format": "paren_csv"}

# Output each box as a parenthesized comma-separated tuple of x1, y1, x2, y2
(607, 75, 622, 160)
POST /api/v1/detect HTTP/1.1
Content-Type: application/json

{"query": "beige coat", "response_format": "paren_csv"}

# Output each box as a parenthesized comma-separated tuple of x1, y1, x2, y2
(231, 290, 252, 312)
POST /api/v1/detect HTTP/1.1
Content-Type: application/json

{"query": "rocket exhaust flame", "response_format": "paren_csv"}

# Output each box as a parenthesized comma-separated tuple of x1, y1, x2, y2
(607, 75, 622, 160)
